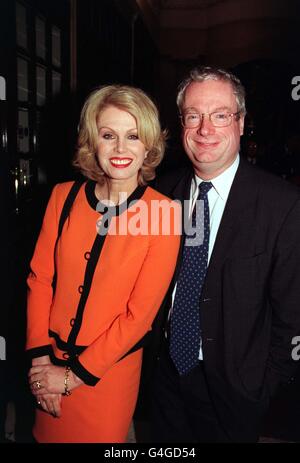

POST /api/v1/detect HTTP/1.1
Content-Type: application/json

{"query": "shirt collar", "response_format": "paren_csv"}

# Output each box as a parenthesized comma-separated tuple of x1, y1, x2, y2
(193, 154, 240, 201)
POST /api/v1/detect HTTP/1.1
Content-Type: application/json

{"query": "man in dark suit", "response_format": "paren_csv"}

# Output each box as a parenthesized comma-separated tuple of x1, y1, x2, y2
(148, 66, 300, 442)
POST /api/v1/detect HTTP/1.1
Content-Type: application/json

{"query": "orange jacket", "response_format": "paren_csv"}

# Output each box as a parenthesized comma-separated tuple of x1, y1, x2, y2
(27, 181, 180, 384)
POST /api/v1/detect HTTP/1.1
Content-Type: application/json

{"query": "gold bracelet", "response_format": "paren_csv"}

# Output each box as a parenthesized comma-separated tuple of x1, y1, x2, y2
(63, 366, 72, 396)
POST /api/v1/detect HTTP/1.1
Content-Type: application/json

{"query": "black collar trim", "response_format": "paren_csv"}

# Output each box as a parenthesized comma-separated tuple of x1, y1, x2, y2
(85, 180, 147, 215)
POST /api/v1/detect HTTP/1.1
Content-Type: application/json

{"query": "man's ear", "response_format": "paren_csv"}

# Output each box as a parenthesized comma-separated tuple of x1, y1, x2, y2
(239, 115, 245, 136)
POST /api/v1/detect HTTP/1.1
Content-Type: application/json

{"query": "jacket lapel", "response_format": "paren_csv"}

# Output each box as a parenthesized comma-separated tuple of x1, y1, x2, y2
(171, 168, 193, 202)
(208, 159, 258, 271)
(170, 169, 194, 281)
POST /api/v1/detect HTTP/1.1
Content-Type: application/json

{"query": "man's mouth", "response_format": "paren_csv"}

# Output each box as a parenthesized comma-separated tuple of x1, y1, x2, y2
(195, 141, 219, 148)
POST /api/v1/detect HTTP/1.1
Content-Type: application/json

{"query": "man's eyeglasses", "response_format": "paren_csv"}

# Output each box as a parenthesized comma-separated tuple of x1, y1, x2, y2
(180, 111, 241, 128)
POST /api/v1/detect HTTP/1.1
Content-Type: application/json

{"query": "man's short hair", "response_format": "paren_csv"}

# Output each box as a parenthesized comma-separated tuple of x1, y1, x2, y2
(177, 65, 246, 116)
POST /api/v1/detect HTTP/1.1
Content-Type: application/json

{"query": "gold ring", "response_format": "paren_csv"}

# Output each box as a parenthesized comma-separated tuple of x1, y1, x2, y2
(35, 380, 42, 390)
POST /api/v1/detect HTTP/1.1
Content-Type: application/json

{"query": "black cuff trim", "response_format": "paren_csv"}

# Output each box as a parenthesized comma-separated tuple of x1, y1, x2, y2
(26, 344, 53, 360)
(69, 356, 100, 386)
(49, 330, 86, 355)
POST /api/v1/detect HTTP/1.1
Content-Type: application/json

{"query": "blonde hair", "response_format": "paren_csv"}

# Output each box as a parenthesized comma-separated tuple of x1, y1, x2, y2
(73, 85, 166, 185)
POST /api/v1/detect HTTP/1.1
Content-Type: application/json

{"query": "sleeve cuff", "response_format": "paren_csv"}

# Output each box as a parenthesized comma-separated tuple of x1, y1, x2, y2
(70, 356, 100, 386)
(26, 344, 53, 360)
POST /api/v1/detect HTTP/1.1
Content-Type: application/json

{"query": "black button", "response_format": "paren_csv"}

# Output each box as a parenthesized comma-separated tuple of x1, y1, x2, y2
(78, 285, 84, 294)
(84, 252, 91, 260)
(63, 352, 69, 359)
(70, 318, 75, 327)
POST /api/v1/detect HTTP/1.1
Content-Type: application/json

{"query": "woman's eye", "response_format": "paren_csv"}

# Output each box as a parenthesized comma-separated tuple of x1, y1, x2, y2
(128, 134, 139, 140)
(102, 133, 115, 140)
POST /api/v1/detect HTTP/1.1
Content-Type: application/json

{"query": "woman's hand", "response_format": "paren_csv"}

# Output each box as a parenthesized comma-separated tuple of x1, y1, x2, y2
(30, 356, 63, 417)
(29, 363, 83, 418)
(32, 354, 51, 366)
(38, 393, 62, 418)
(29, 364, 84, 396)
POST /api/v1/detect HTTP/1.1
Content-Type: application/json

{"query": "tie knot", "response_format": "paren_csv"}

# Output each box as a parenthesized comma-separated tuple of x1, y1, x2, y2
(198, 181, 212, 198)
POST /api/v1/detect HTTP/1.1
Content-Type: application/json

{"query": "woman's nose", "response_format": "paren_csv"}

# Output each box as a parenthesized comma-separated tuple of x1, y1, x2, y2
(116, 138, 126, 153)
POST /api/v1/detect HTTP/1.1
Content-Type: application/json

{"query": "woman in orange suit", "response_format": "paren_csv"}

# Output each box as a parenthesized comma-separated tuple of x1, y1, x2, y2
(27, 85, 180, 443)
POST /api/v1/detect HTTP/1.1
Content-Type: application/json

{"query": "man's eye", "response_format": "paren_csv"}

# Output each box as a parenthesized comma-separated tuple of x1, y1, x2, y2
(214, 112, 228, 120)
(186, 114, 199, 120)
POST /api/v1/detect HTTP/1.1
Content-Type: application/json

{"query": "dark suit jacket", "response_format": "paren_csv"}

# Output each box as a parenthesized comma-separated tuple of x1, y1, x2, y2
(146, 158, 300, 441)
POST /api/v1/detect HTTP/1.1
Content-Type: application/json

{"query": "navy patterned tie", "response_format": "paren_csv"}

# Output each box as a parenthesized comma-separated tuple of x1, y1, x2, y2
(169, 181, 212, 375)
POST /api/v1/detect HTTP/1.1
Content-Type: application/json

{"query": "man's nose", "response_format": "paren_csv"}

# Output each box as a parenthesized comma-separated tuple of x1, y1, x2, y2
(197, 114, 215, 136)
